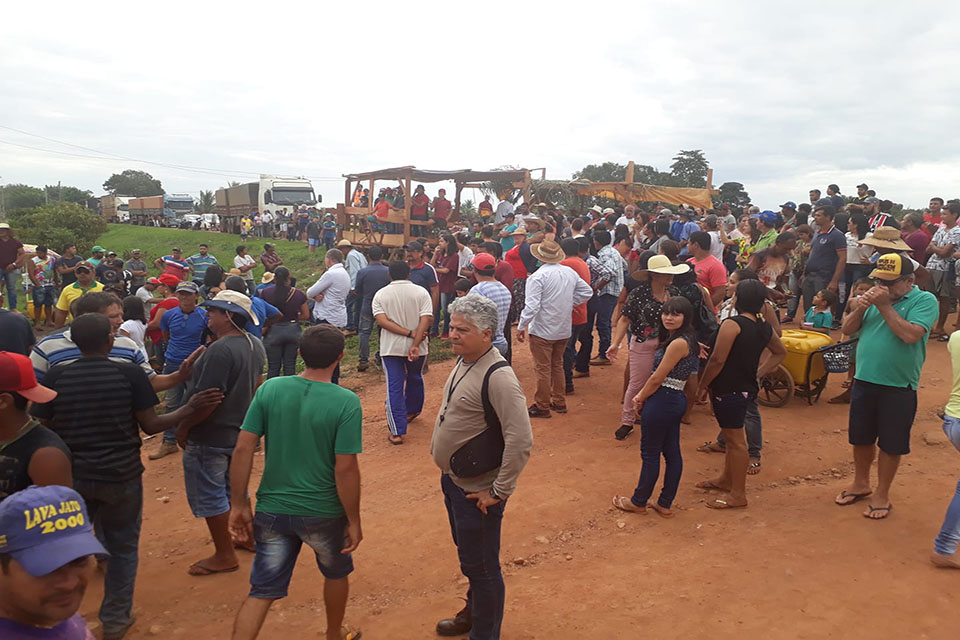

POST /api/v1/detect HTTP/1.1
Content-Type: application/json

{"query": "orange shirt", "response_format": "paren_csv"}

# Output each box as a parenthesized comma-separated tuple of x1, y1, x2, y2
(560, 257, 591, 325)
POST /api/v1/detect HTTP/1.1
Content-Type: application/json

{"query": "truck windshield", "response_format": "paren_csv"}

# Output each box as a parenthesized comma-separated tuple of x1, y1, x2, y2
(272, 188, 316, 206)
(166, 200, 194, 211)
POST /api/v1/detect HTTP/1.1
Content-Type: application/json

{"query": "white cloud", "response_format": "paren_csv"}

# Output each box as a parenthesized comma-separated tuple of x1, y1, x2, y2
(1, 0, 959, 208)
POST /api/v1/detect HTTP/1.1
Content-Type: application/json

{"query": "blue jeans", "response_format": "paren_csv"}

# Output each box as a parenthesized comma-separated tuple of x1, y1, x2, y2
(249, 512, 353, 598)
(715, 394, 762, 459)
(433, 292, 455, 335)
(934, 416, 960, 555)
(161, 360, 185, 444)
(563, 323, 588, 385)
(358, 310, 378, 363)
(442, 473, 507, 640)
(32, 285, 56, 307)
(1, 269, 18, 310)
(382, 355, 424, 436)
(786, 271, 802, 319)
(265, 322, 300, 377)
(631, 388, 685, 509)
(346, 291, 359, 331)
(801, 271, 831, 318)
(73, 477, 142, 635)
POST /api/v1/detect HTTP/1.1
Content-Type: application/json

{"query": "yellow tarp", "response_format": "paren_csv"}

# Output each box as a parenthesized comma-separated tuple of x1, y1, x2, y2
(572, 183, 714, 210)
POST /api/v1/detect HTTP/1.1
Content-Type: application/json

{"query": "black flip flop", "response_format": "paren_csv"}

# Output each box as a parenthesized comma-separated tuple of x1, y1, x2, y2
(835, 490, 872, 506)
(863, 504, 893, 519)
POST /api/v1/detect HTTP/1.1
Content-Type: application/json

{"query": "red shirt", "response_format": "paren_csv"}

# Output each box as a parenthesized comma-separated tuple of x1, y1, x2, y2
(687, 255, 727, 312)
(411, 194, 429, 220)
(561, 257, 591, 325)
(435, 252, 460, 294)
(373, 200, 392, 220)
(494, 260, 514, 292)
(504, 245, 527, 280)
(147, 297, 179, 343)
(433, 197, 452, 220)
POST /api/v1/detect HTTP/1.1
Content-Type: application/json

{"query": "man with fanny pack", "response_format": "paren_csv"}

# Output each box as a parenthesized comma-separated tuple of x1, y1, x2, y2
(430, 294, 533, 640)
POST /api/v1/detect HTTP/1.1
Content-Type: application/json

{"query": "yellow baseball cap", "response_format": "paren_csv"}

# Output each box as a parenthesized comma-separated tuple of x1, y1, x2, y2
(869, 252, 914, 281)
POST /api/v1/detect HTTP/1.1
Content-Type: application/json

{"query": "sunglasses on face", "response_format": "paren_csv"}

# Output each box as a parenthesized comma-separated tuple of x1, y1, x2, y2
(76, 267, 91, 274)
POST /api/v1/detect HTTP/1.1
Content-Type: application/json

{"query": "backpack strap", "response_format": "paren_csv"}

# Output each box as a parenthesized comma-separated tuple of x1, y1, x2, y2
(480, 361, 510, 434)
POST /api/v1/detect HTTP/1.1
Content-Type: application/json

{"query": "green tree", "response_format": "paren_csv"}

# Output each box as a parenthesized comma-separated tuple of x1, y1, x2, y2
(102, 170, 163, 197)
(197, 190, 215, 212)
(632, 164, 676, 186)
(670, 149, 709, 188)
(7, 202, 107, 255)
(44, 184, 93, 204)
(572, 162, 627, 182)
(1, 184, 45, 211)
(460, 199, 477, 219)
(715, 181, 751, 208)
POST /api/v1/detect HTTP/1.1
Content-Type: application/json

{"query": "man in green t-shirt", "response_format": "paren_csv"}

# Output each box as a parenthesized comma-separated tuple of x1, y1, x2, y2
(836, 252, 938, 521)
(229, 324, 362, 640)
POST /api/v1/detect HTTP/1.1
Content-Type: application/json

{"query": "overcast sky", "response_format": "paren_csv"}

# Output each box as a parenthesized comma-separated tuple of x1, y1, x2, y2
(2, 1, 958, 209)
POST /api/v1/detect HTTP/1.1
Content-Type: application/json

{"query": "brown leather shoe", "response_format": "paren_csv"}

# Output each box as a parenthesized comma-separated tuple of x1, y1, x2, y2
(572, 370, 590, 379)
(590, 357, 612, 366)
(148, 441, 179, 460)
(436, 606, 471, 636)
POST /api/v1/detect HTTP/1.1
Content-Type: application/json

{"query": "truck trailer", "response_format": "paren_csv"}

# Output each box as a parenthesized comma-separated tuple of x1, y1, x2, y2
(100, 195, 132, 222)
(215, 175, 318, 233)
(128, 194, 195, 226)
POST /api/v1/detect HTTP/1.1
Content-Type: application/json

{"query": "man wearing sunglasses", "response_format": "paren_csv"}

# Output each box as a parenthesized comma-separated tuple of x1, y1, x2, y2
(53, 261, 103, 328)
(836, 252, 938, 521)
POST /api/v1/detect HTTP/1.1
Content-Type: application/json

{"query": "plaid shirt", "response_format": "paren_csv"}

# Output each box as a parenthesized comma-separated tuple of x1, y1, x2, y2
(596, 245, 625, 297)
(586, 255, 613, 292)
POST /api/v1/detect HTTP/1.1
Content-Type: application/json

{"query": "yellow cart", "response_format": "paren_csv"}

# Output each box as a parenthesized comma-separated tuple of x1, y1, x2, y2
(758, 329, 857, 407)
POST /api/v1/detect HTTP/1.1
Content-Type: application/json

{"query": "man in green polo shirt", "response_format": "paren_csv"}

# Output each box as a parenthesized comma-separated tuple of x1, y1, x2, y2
(752, 210, 779, 252)
(835, 252, 938, 520)
(54, 261, 103, 327)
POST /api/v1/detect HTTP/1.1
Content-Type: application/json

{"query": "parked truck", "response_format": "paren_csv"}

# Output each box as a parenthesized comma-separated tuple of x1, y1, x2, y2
(100, 195, 133, 222)
(128, 193, 195, 226)
(215, 175, 318, 233)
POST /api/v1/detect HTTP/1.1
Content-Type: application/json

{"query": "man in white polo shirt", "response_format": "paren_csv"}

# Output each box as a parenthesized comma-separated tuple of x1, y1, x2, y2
(306, 249, 351, 384)
(371, 260, 434, 445)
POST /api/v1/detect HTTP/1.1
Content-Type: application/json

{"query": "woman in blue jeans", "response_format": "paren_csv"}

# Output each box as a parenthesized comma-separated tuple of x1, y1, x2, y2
(613, 296, 699, 518)
(696, 279, 786, 509)
(260, 267, 309, 377)
(431, 233, 460, 337)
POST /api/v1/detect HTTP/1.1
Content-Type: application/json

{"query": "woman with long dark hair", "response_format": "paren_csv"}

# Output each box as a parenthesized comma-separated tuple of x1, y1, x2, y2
(260, 265, 309, 377)
(612, 296, 699, 517)
(201, 265, 225, 300)
(431, 232, 460, 337)
(843, 213, 873, 307)
(696, 279, 786, 509)
(118, 295, 149, 361)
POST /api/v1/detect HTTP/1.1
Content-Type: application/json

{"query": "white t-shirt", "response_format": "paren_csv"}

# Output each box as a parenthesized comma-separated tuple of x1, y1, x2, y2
(119, 319, 149, 361)
(707, 230, 724, 261)
(616, 216, 636, 231)
(234, 254, 257, 281)
(371, 280, 434, 357)
(845, 232, 874, 265)
(458, 247, 475, 275)
(136, 286, 157, 308)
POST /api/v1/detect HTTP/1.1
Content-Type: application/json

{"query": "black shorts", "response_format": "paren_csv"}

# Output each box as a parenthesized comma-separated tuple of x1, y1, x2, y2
(710, 391, 755, 429)
(849, 380, 917, 455)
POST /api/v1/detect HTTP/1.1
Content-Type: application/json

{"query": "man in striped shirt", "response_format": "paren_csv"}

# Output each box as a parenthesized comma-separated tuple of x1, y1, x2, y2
(469, 253, 511, 358)
(31, 312, 222, 640)
(155, 247, 190, 281)
(31, 291, 200, 393)
(186, 244, 219, 286)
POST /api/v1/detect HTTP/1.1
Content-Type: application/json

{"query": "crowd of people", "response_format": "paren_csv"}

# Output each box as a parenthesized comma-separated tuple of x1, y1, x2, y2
(1, 181, 960, 640)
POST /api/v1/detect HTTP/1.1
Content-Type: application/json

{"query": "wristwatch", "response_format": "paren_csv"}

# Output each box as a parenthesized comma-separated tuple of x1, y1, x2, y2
(489, 487, 502, 501)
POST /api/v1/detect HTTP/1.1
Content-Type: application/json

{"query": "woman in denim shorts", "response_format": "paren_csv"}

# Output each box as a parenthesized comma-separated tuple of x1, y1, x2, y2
(697, 280, 786, 510)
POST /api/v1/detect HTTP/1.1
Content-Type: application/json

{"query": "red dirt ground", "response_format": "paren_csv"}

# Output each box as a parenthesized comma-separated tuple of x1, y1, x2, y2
(77, 333, 960, 639)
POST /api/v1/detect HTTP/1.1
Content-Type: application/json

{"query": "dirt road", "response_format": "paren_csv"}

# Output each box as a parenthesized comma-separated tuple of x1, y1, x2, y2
(78, 337, 960, 639)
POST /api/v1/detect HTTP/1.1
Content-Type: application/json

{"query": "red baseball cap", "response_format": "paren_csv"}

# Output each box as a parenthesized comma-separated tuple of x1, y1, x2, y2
(0, 352, 56, 403)
(471, 253, 496, 273)
(157, 274, 180, 288)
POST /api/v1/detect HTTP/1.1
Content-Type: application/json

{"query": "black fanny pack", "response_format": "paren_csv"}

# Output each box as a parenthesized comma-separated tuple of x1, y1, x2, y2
(449, 361, 509, 478)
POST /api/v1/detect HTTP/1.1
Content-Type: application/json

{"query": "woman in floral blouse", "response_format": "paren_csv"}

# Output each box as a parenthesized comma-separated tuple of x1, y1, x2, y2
(607, 254, 690, 440)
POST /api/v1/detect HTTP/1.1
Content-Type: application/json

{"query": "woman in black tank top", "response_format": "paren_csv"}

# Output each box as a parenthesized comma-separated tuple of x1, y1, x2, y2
(696, 280, 786, 509)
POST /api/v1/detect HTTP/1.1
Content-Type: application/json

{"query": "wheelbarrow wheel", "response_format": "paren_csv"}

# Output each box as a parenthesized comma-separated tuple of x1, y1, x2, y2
(758, 365, 794, 408)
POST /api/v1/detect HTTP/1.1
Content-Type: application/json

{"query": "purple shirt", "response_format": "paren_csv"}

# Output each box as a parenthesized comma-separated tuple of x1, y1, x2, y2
(0, 614, 94, 639)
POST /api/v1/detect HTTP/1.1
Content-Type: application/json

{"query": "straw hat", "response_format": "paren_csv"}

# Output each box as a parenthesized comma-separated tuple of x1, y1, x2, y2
(858, 226, 911, 251)
(643, 254, 691, 275)
(228, 268, 243, 276)
(260, 271, 275, 284)
(530, 240, 565, 264)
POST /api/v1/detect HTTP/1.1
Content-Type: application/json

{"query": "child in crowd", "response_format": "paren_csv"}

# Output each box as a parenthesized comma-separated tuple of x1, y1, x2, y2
(454, 278, 472, 297)
(613, 296, 700, 518)
(804, 289, 838, 332)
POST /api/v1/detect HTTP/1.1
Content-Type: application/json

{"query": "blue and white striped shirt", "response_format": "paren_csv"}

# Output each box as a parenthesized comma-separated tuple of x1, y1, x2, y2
(30, 329, 155, 382)
(472, 280, 513, 350)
